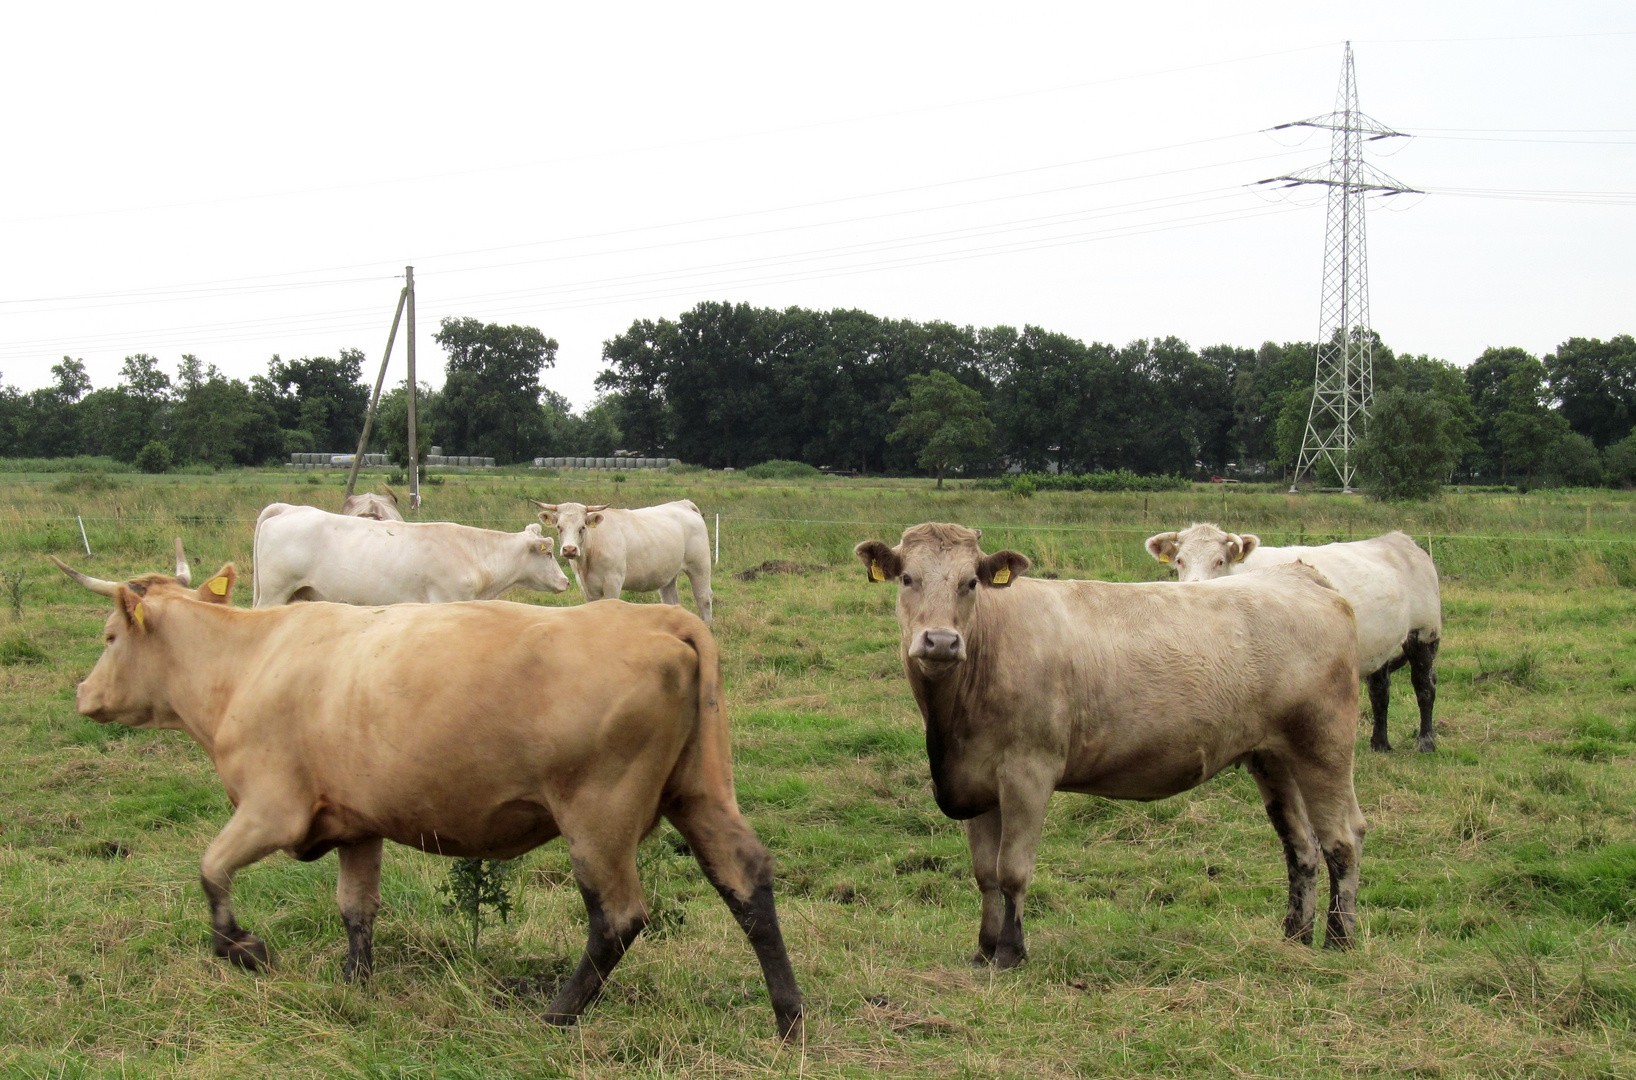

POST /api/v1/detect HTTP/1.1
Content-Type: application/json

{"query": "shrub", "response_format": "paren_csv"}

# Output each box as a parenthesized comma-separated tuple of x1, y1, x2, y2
(1543, 432, 1603, 487)
(1603, 433, 1636, 488)
(982, 470, 1187, 493)
(742, 459, 823, 480)
(135, 441, 173, 474)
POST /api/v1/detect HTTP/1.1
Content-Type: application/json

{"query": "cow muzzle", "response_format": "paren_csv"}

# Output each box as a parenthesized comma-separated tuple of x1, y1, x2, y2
(909, 628, 965, 664)
(561, 545, 579, 559)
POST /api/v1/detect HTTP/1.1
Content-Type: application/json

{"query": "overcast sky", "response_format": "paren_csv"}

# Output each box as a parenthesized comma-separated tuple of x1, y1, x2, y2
(1, 2, 1630, 409)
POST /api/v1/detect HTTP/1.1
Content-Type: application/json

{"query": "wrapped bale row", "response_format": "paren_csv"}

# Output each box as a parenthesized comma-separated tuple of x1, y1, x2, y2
(531, 457, 681, 469)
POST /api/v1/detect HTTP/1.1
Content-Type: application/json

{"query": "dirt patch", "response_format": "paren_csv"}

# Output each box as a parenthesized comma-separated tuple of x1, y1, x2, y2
(735, 560, 828, 582)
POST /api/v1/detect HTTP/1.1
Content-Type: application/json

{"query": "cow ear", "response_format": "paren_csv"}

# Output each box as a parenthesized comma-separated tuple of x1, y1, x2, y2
(1145, 532, 1180, 564)
(195, 564, 235, 604)
(115, 584, 149, 632)
(979, 549, 1029, 587)
(524, 522, 543, 536)
(854, 540, 902, 584)
(586, 513, 603, 527)
(1235, 533, 1260, 561)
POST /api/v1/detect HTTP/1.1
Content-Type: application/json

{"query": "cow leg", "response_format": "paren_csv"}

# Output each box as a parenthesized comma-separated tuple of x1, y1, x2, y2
(543, 836, 648, 1026)
(666, 796, 804, 1040)
(687, 570, 713, 626)
(1290, 762, 1367, 950)
(964, 807, 1004, 965)
(1365, 665, 1393, 753)
(199, 807, 305, 971)
(991, 761, 1055, 969)
(337, 838, 383, 982)
(1407, 633, 1440, 753)
(599, 573, 626, 602)
(659, 577, 681, 606)
(1245, 752, 1321, 944)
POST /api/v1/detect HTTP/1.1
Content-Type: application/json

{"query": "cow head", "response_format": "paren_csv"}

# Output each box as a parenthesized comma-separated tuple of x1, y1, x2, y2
(51, 540, 236, 728)
(517, 524, 571, 592)
(341, 485, 404, 522)
(530, 500, 609, 562)
(1144, 522, 1259, 582)
(855, 523, 1029, 678)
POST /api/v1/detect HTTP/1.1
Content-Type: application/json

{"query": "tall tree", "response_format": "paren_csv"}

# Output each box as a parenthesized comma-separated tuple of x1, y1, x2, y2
(433, 316, 559, 464)
(1545, 335, 1636, 448)
(252, 350, 370, 454)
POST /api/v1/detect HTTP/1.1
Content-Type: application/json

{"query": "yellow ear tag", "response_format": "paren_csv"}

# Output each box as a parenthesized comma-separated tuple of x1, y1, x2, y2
(539, 544, 549, 553)
(992, 566, 1011, 585)
(1158, 554, 1170, 563)
(132, 602, 146, 628)
(869, 560, 884, 583)
(207, 576, 229, 596)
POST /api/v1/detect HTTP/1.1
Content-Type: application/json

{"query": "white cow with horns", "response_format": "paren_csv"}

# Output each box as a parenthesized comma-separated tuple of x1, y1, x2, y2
(531, 499, 714, 625)
(251, 503, 570, 607)
(1145, 522, 1443, 753)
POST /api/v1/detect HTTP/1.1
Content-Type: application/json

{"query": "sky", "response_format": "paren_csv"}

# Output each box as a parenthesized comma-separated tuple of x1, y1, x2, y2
(1, 1, 1631, 410)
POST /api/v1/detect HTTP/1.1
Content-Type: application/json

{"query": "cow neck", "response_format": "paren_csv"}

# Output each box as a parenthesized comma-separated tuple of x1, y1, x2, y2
(902, 590, 1002, 820)
(149, 598, 260, 754)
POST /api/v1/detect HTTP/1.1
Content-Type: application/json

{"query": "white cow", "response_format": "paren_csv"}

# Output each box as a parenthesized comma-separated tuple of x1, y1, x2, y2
(1145, 523, 1442, 753)
(340, 484, 404, 522)
(531, 499, 713, 625)
(252, 503, 570, 607)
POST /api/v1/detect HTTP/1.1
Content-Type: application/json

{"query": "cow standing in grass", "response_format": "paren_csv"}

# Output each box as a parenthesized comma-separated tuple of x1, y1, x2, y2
(252, 503, 569, 606)
(50, 549, 803, 1038)
(1145, 524, 1443, 752)
(533, 499, 714, 625)
(855, 522, 1366, 967)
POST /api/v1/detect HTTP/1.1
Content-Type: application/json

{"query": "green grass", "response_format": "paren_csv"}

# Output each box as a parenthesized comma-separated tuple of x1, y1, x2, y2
(2, 468, 1636, 1076)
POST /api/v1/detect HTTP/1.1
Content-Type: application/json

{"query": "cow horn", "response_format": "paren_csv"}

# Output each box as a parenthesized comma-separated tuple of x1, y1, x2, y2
(49, 555, 121, 597)
(174, 538, 192, 586)
(585, 505, 610, 513)
(529, 499, 558, 512)
(380, 483, 398, 504)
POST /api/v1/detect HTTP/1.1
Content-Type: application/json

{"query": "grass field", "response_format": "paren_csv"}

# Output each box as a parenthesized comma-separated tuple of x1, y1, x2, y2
(2, 468, 1634, 1078)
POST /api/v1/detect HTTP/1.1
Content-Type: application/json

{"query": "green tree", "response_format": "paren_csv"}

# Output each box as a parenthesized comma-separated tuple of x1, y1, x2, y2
(377, 382, 435, 468)
(251, 351, 370, 454)
(170, 359, 283, 467)
(1545, 335, 1636, 448)
(1355, 389, 1465, 500)
(433, 317, 559, 464)
(888, 370, 994, 488)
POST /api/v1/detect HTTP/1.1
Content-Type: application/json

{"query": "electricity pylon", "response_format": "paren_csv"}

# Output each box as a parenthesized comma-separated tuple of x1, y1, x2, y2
(1258, 42, 1418, 493)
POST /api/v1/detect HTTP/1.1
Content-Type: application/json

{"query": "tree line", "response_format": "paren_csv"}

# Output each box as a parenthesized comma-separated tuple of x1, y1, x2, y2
(1, 300, 1631, 490)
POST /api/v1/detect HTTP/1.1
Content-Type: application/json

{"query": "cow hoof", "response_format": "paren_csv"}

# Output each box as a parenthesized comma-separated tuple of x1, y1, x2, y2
(541, 1011, 581, 1028)
(216, 931, 270, 971)
(1369, 740, 1392, 754)
(969, 951, 995, 968)
(1416, 737, 1437, 754)
(993, 947, 1027, 970)
(775, 1007, 805, 1042)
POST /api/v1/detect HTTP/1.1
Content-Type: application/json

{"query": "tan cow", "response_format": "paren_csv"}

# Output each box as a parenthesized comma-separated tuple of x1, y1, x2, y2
(1145, 523, 1443, 752)
(532, 499, 713, 625)
(50, 549, 803, 1038)
(339, 484, 404, 522)
(855, 522, 1365, 967)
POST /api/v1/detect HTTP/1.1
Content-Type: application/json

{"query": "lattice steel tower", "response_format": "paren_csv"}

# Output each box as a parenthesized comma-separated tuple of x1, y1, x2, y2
(1260, 42, 1417, 492)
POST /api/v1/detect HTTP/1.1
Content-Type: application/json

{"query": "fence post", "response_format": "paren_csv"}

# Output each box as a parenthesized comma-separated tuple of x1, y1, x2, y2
(715, 513, 720, 565)
(77, 515, 91, 556)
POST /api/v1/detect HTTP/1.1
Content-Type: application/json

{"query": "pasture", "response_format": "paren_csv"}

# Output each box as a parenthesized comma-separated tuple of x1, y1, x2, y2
(2, 468, 1634, 1078)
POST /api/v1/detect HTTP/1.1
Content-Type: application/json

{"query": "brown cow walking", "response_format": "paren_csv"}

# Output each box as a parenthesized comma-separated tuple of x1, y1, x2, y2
(51, 549, 803, 1038)
(854, 523, 1366, 967)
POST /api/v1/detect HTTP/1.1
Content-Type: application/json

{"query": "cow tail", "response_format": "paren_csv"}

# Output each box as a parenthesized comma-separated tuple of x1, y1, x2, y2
(676, 618, 738, 808)
(250, 503, 282, 607)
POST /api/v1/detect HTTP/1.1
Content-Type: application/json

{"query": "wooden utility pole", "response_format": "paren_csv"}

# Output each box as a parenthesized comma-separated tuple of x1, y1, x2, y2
(405, 265, 420, 510)
(344, 285, 409, 499)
